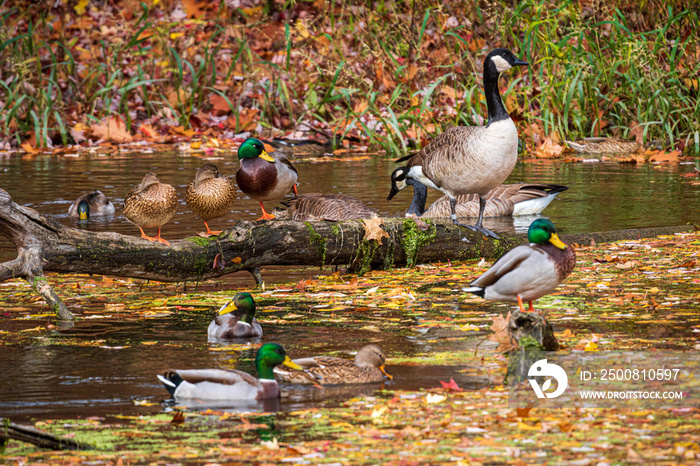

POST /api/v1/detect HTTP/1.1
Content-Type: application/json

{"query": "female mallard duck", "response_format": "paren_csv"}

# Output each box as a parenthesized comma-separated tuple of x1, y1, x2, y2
(394, 49, 528, 239)
(123, 172, 178, 246)
(463, 219, 576, 312)
(185, 164, 236, 236)
(236, 138, 298, 221)
(273, 344, 392, 385)
(278, 193, 376, 221)
(157, 343, 302, 400)
(68, 190, 115, 220)
(565, 137, 642, 154)
(388, 167, 568, 218)
(208, 292, 262, 339)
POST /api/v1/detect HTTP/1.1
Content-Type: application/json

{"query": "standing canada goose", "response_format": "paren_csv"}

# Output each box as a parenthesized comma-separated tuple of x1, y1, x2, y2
(236, 138, 298, 221)
(68, 190, 115, 220)
(463, 219, 576, 312)
(185, 164, 236, 236)
(273, 344, 392, 385)
(279, 193, 377, 221)
(208, 292, 262, 339)
(388, 167, 568, 218)
(395, 48, 528, 239)
(123, 172, 178, 246)
(157, 343, 303, 400)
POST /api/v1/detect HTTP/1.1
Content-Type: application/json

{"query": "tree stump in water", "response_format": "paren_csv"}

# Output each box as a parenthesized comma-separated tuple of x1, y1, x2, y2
(508, 310, 559, 351)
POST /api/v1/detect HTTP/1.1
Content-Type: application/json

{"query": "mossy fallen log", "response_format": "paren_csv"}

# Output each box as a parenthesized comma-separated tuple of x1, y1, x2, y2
(0, 188, 694, 320)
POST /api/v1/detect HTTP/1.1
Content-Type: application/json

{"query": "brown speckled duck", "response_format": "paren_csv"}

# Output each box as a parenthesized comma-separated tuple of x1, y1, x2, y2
(207, 292, 262, 339)
(236, 138, 298, 221)
(68, 190, 115, 220)
(279, 193, 376, 221)
(273, 344, 392, 385)
(185, 164, 236, 236)
(123, 172, 178, 246)
(463, 219, 576, 312)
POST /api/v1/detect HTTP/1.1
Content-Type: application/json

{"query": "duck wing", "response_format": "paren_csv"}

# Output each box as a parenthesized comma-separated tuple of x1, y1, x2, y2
(174, 368, 259, 387)
(469, 245, 536, 287)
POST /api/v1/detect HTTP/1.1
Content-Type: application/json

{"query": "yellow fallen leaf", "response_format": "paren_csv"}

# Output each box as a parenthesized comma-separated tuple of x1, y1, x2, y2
(371, 406, 387, 418)
(584, 341, 598, 352)
(424, 394, 447, 405)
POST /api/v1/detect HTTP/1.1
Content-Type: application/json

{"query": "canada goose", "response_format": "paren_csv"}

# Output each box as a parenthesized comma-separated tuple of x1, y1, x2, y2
(463, 219, 576, 312)
(123, 172, 178, 246)
(278, 193, 377, 221)
(566, 137, 642, 154)
(185, 164, 236, 236)
(388, 167, 568, 218)
(236, 138, 299, 221)
(157, 343, 303, 400)
(68, 190, 115, 220)
(273, 344, 392, 385)
(394, 48, 528, 239)
(207, 292, 262, 339)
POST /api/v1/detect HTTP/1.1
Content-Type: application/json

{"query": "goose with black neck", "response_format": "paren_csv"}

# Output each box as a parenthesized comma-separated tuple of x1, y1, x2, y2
(394, 48, 528, 239)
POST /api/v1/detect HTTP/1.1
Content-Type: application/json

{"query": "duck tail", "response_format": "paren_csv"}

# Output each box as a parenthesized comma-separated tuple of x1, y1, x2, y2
(462, 286, 485, 298)
(157, 371, 183, 397)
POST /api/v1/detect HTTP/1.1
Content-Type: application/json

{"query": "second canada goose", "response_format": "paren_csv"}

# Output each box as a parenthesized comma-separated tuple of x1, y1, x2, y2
(185, 164, 236, 236)
(68, 190, 115, 220)
(279, 193, 376, 221)
(395, 48, 528, 239)
(123, 172, 178, 246)
(388, 167, 568, 218)
(236, 138, 299, 221)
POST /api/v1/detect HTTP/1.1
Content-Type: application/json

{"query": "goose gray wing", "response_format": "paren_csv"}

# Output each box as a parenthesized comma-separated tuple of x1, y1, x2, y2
(405, 126, 480, 177)
(469, 245, 536, 287)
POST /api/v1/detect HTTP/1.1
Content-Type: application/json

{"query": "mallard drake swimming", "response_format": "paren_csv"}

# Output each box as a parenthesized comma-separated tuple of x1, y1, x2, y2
(394, 49, 528, 239)
(123, 172, 178, 246)
(68, 190, 115, 220)
(208, 292, 262, 339)
(388, 167, 568, 218)
(157, 343, 302, 400)
(565, 137, 641, 154)
(279, 193, 376, 221)
(236, 138, 298, 221)
(185, 164, 236, 236)
(463, 219, 576, 312)
(273, 344, 392, 385)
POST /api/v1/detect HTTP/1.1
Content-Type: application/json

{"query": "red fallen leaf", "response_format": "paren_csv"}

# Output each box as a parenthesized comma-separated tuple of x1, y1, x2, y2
(439, 378, 462, 391)
(212, 253, 225, 270)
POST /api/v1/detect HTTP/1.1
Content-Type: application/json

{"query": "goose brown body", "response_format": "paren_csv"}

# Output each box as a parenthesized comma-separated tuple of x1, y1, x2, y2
(123, 172, 178, 245)
(281, 193, 376, 221)
(273, 344, 391, 385)
(566, 137, 641, 154)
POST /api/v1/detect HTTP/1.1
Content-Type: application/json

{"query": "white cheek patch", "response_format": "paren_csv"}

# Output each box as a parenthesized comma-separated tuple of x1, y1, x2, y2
(397, 179, 407, 190)
(491, 55, 511, 73)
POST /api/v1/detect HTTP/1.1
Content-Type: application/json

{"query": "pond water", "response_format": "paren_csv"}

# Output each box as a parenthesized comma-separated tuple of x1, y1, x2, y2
(0, 151, 698, 423)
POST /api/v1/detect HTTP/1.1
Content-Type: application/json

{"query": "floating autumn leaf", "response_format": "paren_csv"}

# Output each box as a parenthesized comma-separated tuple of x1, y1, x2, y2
(90, 116, 133, 144)
(362, 217, 389, 244)
(439, 378, 462, 391)
(648, 149, 682, 163)
(261, 437, 280, 450)
(535, 137, 564, 158)
(424, 393, 447, 405)
(171, 411, 185, 424)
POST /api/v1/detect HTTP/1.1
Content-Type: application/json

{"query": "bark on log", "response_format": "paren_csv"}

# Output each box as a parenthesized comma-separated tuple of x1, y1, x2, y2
(0, 188, 694, 320)
(1, 418, 93, 450)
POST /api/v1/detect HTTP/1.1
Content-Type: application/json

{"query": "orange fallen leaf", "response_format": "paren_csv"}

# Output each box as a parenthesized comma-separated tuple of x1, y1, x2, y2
(362, 217, 389, 244)
(90, 116, 133, 144)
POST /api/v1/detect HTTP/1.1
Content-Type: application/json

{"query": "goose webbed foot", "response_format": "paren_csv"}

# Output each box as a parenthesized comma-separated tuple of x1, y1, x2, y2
(466, 223, 500, 240)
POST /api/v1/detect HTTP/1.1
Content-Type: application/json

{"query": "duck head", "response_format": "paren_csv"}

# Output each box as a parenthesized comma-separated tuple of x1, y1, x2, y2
(77, 200, 90, 220)
(194, 164, 220, 183)
(528, 218, 567, 249)
(255, 343, 303, 379)
(217, 291, 256, 324)
(355, 344, 393, 380)
(238, 138, 275, 163)
(485, 48, 529, 74)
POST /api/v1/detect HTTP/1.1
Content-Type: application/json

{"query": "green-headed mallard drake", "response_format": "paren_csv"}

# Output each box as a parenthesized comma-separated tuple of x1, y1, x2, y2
(208, 292, 262, 339)
(185, 164, 236, 236)
(68, 190, 115, 220)
(394, 49, 528, 239)
(273, 344, 392, 385)
(236, 137, 298, 221)
(279, 193, 377, 221)
(388, 167, 568, 218)
(463, 219, 576, 312)
(123, 172, 178, 247)
(157, 343, 302, 400)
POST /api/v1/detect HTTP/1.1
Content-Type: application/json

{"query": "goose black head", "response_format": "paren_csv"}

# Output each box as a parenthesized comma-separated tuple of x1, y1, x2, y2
(485, 48, 529, 74)
(387, 167, 408, 201)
